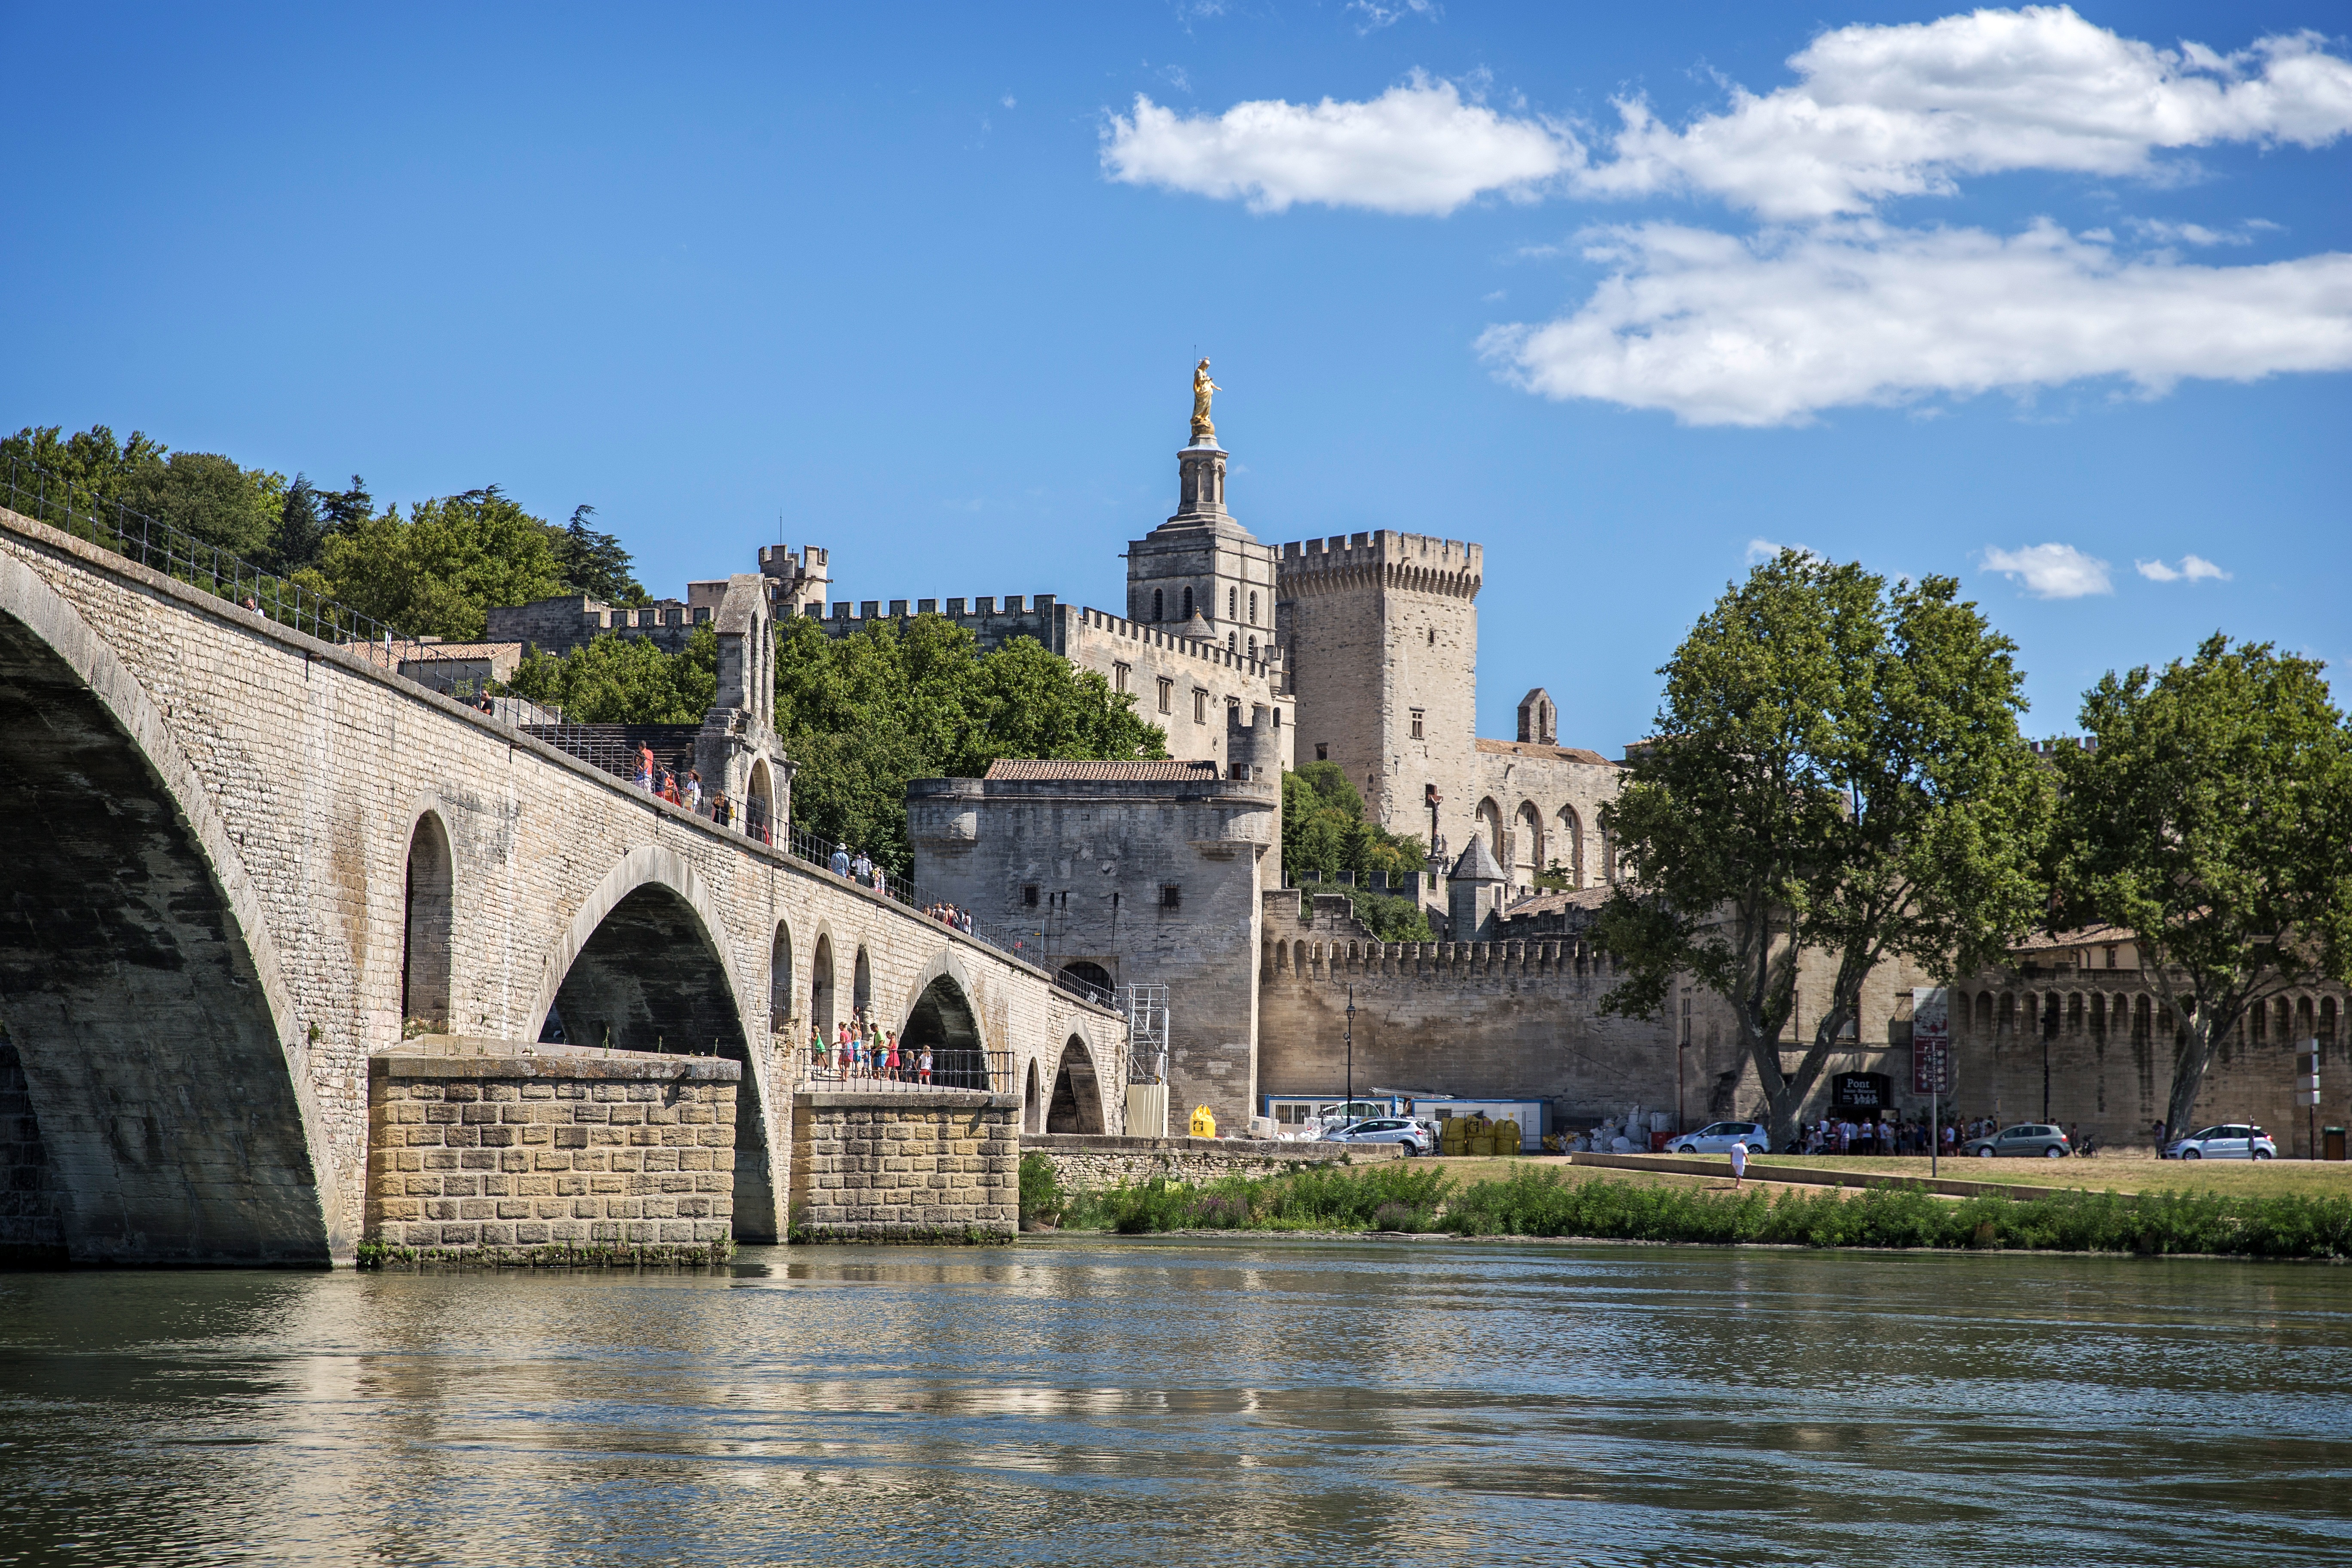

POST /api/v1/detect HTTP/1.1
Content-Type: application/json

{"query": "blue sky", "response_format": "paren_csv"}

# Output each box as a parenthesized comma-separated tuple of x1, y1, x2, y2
(5, 3, 2347, 750)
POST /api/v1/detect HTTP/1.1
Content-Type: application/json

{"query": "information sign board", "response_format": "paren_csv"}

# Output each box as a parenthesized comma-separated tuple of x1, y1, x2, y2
(1913, 986, 1954, 1096)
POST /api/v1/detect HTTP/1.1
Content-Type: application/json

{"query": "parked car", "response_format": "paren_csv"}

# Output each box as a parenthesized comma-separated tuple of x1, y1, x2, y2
(2165, 1125, 2277, 1160)
(1325, 1118, 1433, 1155)
(1667, 1121, 1771, 1155)
(1963, 1123, 2071, 1158)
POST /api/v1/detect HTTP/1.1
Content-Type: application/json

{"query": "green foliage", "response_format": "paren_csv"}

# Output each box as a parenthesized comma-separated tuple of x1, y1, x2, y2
(555, 504, 647, 605)
(308, 486, 567, 640)
(1319, 888, 1434, 943)
(1060, 1163, 2352, 1257)
(2048, 635, 2352, 1136)
(508, 622, 718, 723)
(1596, 551, 2052, 1149)
(2, 424, 298, 564)
(1281, 763, 1431, 909)
(775, 614, 1166, 877)
(1019, 1152, 1067, 1228)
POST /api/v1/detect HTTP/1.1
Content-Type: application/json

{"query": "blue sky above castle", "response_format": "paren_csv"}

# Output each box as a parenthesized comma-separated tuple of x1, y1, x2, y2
(6, 2, 2347, 750)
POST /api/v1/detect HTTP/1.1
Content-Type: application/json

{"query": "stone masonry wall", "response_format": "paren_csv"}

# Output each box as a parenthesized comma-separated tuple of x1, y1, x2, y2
(0, 1037, 62, 1264)
(0, 505, 1124, 1262)
(1021, 1132, 1400, 1194)
(789, 1090, 1019, 1242)
(365, 1043, 739, 1263)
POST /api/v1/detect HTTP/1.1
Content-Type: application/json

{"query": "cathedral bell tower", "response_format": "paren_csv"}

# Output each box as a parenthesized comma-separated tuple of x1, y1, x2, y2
(1125, 360, 1280, 661)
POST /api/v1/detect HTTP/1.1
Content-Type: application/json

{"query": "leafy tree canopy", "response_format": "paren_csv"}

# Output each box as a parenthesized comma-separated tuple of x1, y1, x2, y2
(2, 424, 292, 561)
(2049, 634, 2352, 1136)
(306, 486, 567, 641)
(1596, 550, 2051, 1150)
(1282, 763, 1428, 885)
(556, 505, 648, 606)
(508, 623, 717, 723)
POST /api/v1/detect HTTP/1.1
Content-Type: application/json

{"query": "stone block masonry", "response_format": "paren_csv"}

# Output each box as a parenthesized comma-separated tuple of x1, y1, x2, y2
(790, 1091, 1019, 1243)
(365, 1042, 739, 1265)
(1021, 1132, 1400, 1194)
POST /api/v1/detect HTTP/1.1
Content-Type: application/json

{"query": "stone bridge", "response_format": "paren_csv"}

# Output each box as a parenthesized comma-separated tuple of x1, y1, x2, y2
(0, 504, 1126, 1265)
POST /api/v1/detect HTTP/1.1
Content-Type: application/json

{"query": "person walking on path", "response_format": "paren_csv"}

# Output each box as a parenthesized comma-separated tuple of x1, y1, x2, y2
(635, 743, 656, 791)
(683, 769, 703, 812)
(918, 1046, 933, 1086)
(1729, 1138, 1749, 1189)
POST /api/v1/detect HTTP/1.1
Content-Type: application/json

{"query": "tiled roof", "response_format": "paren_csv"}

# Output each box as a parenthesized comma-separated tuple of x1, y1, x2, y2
(1476, 738, 1617, 766)
(983, 759, 1221, 781)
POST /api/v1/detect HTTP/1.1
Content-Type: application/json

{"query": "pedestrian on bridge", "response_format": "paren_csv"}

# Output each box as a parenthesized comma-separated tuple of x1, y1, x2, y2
(918, 1046, 933, 1086)
(635, 743, 656, 791)
(851, 848, 874, 885)
(683, 769, 703, 812)
(831, 843, 851, 877)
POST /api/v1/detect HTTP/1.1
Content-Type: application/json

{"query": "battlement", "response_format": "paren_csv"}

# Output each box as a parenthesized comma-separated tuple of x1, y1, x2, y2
(1277, 531, 1482, 600)
(1073, 605, 1278, 681)
(485, 594, 713, 656)
(1262, 934, 1618, 985)
(809, 594, 1070, 655)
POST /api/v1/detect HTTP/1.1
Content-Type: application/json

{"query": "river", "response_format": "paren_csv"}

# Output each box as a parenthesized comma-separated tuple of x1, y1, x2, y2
(1, 1239, 2346, 1565)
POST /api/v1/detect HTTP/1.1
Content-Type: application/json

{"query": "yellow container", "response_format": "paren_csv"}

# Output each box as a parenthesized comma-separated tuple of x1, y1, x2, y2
(1468, 1136, 1494, 1157)
(1188, 1105, 1217, 1138)
(1492, 1120, 1521, 1153)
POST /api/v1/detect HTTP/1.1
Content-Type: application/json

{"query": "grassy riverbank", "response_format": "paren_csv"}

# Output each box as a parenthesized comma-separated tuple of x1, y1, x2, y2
(1023, 1157, 2352, 1259)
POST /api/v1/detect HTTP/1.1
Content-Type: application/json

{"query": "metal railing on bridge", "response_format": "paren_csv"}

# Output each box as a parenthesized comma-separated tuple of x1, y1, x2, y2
(778, 1038, 1014, 1096)
(0, 452, 1124, 1015)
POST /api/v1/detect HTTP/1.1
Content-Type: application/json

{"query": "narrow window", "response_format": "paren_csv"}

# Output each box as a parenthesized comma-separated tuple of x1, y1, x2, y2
(1194, 689, 1207, 723)
(1160, 884, 1182, 910)
(1228, 586, 1237, 619)
(1249, 591, 1258, 624)
(1152, 588, 1163, 621)
(1113, 662, 1130, 693)
(1272, 708, 1281, 728)
(1315, 743, 1329, 761)
(1227, 631, 1236, 652)
(1247, 636, 1257, 659)
(1427, 628, 1436, 646)
(1227, 697, 1241, 722)
(1410, 708, 1424, 740)
(1183, 587, 1194, 621)
(1158, 677, 1173, 714)
(1022, 884, 1039, 907)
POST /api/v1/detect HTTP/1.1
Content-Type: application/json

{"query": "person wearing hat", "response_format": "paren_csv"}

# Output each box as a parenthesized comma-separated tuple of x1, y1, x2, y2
(830, 842, 851, 877)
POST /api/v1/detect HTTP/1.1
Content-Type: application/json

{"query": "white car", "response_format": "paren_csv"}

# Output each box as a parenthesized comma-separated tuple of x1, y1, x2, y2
(1667, 1121, 1771, 1155)
(2166, 1124, 2278, 1160)
(1325, 1118, 1433, 1155)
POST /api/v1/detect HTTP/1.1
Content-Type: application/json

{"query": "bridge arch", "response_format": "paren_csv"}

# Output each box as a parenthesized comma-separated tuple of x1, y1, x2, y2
(0, 551, 345, 1262)
(1045, 1034, 1106, 1133)
(897, 949, 992, 1089)
(529, 844, 780, 1239)
(809, 926, 837, 1036)
(401, 811, 454, 1034)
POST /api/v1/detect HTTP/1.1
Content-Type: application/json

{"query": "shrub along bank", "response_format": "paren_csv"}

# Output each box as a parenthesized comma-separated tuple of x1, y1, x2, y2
(1018, 1157, 2352, 1260)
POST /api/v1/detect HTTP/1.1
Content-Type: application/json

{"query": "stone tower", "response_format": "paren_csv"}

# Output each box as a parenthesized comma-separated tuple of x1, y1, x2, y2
(1517, 687, 1557, 746)
(1277, 530, 1482, 870)
(1125, 429, 1282, 664)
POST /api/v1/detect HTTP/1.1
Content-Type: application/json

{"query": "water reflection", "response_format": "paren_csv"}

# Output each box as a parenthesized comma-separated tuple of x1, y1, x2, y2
(0, 1240, 2346, 1565)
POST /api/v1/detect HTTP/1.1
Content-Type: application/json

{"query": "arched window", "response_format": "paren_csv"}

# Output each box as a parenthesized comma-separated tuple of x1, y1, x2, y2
(1247, 636, 1257, 659)
(769, 924, 793, 1035)
(810, 934, 835, 1034)
(1228, 631, 1236, 652)
(853, 947, 873, 1021)
(1249, 591, 1258, 624)
(1228, 586, 1237, 619)
(1182, 587, 1194, 621)
(1152, 588, 1163, 621)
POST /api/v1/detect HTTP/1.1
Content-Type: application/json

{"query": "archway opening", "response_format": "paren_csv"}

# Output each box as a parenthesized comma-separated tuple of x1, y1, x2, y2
(402, 813, 453, 1034)
(1512, 801, 1543, 890)
(900, 974, 988, 1089)
(769, 923, 793, 1042)
(1058, 959, 1113, 1000)
(853, 947, 873, 1024)
(1476, 797, 1503, 865)
(1556, 805, 1584, 888)
(1024, 1060, 1043, 1134)
(1045, 1037, 1104, 1134)
(810, 934, 835, 1038)
(540, 881, 773, 1239)
(746, 759, 774, 844)
(0, 606, 322, 1262)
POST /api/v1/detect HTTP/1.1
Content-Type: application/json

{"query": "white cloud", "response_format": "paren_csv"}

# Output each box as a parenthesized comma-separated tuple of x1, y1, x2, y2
(1350, 0, 1439, 31)
(2137, 554, 2233, 582)
(1981, 543, 2113, 598)
(1100, 77, 1575, 215)
(1577, 8, 2352, 220)
(1478, 220, 2352, 426)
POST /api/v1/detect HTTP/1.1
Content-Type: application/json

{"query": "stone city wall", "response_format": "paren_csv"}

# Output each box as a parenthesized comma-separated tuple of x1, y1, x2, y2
(1021, 1132, 1400, 1194)
(789, 1091, 1020, 1243)
(0, 505, 1124, 1263)
(364, 1042, 738, 1264)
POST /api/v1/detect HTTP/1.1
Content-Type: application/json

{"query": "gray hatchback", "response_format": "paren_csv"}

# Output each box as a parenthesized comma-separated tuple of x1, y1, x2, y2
(1963, 1123, 2071, 1158)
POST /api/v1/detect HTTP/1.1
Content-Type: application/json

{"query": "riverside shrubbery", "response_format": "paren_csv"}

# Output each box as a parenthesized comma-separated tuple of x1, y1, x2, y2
(1047, 1164, 2352, 1260)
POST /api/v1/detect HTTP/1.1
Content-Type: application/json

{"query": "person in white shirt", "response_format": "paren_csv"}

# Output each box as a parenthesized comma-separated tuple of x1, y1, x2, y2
(1729, 1139, 1749, 1188)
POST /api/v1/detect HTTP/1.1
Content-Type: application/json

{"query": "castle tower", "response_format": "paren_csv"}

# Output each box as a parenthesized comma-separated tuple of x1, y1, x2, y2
(758, 544, 830, 619)
(1277, 530, 1482, 873)
(1125, 410, 1280, 664)
(1517, 688, 1557, 747)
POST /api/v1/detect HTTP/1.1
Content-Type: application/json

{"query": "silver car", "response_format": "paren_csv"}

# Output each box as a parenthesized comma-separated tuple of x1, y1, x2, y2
(2166, 1124, 2278, 1160)
(1964, 1123, 2071, 1158)
(1326, 1118, 1433, 1155)
(1667, 1121, 1771, 1155)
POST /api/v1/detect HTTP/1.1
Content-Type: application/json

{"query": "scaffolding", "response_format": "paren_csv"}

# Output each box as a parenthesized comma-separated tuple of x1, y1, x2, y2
(1123, 985, 1169, 1084)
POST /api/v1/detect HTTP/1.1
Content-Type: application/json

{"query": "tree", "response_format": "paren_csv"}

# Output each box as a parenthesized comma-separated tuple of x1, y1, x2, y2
(1279, 764, 1433, 940)
(2048, 635, 2352, 1139)
(266, 474, 327, 574)
(1595, 551, 2051, 1150)
(508, 623, 718, 723)
(554, 504, 647, 605)
(2, 426, 284, 561)
(307, 487, 567, 640)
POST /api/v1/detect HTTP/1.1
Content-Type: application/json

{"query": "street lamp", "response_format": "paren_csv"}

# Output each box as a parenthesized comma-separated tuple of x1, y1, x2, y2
(1345, 985, 1356, 1116)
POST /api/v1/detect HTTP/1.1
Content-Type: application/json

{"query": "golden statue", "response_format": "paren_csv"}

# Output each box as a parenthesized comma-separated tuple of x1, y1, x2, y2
(1191, 358, 1221, 438)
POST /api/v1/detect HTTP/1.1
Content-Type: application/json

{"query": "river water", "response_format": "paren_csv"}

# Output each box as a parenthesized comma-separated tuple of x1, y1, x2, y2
(1, 1239, 2346, 1566)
